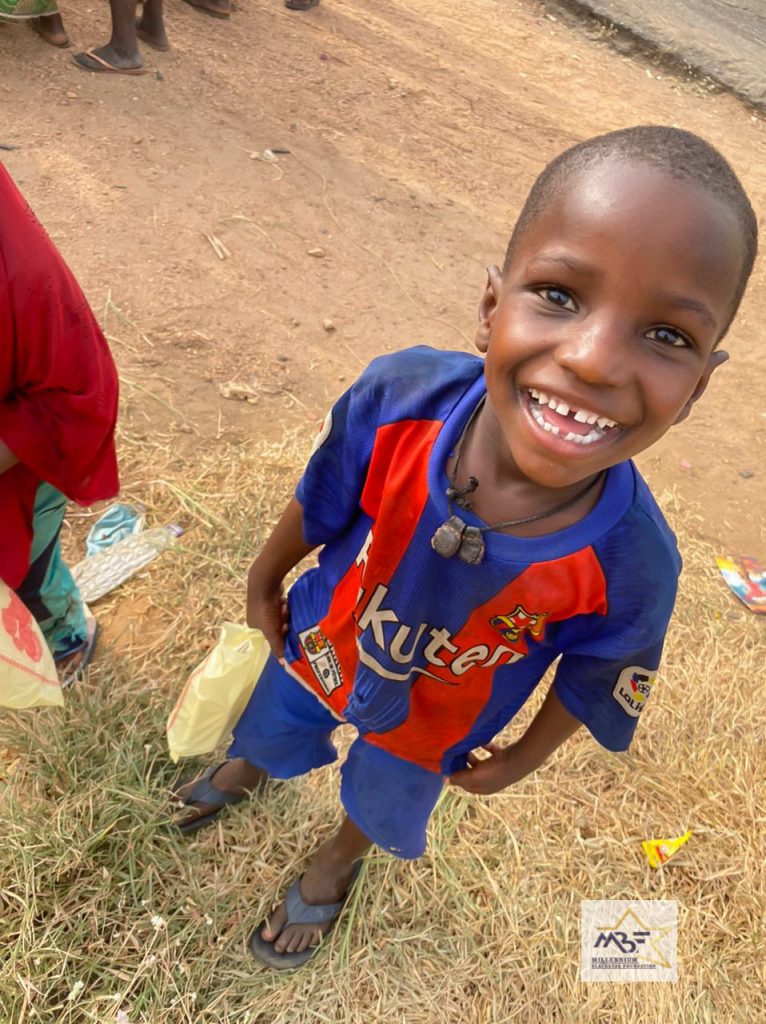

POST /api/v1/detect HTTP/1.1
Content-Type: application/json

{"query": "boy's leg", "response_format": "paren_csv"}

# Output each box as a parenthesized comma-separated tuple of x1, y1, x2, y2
(255, 737, 443, 960)
(260, 815, 372, 955)
(137, 0, 169, 51)
(72, 1, 144, 72)
(173, 655, 342, 829)
(16, 483, 88, 663)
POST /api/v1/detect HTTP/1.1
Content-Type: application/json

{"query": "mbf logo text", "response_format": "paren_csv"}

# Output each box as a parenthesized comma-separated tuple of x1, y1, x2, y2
(581, 901, 678, 982)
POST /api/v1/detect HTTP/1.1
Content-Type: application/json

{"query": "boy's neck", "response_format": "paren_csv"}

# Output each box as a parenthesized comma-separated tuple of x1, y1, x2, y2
(449, 399, 606, 538)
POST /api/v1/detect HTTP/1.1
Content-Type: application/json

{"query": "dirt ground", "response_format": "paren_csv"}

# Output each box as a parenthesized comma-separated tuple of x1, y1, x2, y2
(1, 0, 764, 554)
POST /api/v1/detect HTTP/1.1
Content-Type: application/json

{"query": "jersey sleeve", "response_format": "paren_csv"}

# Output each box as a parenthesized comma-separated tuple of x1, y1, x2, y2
(295, 373, 380, 546)
(553, 639, 666, 752)
(295, 346, 479, 546)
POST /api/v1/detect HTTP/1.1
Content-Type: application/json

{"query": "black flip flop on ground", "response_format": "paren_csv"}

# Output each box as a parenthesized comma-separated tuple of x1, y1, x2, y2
(172, 762, 248, 834)
(285, 0, 320, 9)
(249, 862, 363, 970)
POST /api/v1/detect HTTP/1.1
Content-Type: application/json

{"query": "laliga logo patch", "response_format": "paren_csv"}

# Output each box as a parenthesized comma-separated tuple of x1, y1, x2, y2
(490, 604, 548, 645)
(299, 626, 343, 696)
(612, 666, 656, 717)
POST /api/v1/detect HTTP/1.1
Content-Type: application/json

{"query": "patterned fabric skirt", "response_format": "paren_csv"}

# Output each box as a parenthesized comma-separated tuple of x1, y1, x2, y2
(15, 483, 87, 661)
(0, 0, 59, 18)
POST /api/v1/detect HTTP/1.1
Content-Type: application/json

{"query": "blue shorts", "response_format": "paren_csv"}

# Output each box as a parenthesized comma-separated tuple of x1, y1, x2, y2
(229, 656, 444, 859)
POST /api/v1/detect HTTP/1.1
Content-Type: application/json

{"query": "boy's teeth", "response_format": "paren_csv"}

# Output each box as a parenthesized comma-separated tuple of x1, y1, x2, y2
(527, 389, 618, 435)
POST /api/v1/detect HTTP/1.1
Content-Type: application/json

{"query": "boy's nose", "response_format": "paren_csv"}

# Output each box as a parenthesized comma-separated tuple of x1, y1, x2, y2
(554, 315, 632, 388)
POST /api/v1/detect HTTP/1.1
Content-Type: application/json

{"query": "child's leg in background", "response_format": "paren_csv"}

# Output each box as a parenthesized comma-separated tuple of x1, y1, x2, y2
(15, 482, 87, 661)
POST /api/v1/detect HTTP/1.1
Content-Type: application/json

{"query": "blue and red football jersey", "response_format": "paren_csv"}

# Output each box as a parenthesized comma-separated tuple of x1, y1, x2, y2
(284, 347, 681, 775)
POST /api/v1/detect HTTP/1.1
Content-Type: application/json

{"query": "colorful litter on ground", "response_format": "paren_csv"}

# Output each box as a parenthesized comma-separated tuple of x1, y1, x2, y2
(716, 556, 766, 614)
(642, 830, 692, 868)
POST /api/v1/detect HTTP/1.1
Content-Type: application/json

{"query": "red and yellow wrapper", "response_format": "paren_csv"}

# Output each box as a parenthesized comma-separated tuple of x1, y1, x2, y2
(642, 830, 692, 868)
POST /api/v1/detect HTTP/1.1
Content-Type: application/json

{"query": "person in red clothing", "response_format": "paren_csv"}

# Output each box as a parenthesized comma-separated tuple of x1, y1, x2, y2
(0, 164, 119, 677)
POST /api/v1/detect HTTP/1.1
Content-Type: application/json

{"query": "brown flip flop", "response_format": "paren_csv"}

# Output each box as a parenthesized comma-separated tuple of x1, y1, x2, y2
(72, 50, 148, 75)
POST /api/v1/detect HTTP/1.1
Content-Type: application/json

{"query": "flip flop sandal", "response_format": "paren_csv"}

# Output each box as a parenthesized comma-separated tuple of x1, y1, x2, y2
(249, 862, 363, 970)
(285, 0, 320, 9)
(56, 608, 99, 689)
(172, 762, 248, 834)
(181, 0, 232, 19)
(72, 50, 148, 75)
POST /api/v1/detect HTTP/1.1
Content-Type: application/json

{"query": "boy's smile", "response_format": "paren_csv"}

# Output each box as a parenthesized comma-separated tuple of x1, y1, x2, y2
(475, 159, 744, 492)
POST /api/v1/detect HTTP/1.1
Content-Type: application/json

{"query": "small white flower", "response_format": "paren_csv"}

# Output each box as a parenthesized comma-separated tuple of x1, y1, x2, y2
(67, 980, 85, 1002)
(116, 1011, 131, 1024)
(204, 914, 213, 926)
(150, 915, 166, 931)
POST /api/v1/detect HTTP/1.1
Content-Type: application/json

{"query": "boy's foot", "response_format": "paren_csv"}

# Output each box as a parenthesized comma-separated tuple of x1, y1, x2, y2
(252, 851, 361, 967)
(172, 758, 267, 831)
(29, 14, 69, 48)
(181, 0, 232, 18)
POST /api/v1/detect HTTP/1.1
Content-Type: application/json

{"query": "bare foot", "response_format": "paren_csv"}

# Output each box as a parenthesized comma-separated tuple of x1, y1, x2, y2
(30, 14, 69, 48)
(172, 758, 267, 828)
(260, 850, 356, 955)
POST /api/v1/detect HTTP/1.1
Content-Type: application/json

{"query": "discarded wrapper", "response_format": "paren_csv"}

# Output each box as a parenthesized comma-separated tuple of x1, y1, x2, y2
(71, 524, 183, 603)
(642, 830, 692, 868)
(716, 556, 766, 614)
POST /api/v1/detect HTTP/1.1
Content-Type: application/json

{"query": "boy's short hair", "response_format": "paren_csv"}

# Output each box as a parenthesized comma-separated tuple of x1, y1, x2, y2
(503, 125, 758, 335)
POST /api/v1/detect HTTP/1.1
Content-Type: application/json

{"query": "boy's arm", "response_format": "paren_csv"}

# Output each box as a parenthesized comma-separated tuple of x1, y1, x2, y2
(448, 685, 582, 795)
(246, 496, 317, 659)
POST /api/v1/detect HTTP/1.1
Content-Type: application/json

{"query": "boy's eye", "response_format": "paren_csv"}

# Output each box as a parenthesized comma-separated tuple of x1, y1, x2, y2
(537, 286, 576, 310)
(647, 325, 691, 348)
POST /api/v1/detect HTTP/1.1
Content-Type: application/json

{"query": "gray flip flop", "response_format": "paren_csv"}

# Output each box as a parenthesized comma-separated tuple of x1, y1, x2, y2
(249, 862, 363, 970)
(172, 762, 247, 834)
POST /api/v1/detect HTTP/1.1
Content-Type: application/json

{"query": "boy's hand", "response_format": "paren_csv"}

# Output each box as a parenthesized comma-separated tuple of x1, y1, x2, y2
(447, 741, 526, 795)
(247, 572, 289, 661)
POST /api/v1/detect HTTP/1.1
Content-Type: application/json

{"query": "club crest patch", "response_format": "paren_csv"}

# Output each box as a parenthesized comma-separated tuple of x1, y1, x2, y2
(612, 666, 656, 717)
(490, 604, 548, 645)
(299, 626, 343, 696)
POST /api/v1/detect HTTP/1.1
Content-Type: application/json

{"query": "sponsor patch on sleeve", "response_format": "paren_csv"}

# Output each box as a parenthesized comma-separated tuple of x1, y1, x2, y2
(612, 666, 656, 718)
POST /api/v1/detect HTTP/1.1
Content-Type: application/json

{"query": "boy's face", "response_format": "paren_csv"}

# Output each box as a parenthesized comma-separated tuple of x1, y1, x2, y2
(476, 159, 743, 490)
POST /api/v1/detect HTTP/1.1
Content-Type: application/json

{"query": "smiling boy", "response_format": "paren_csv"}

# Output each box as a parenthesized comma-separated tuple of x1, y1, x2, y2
(173, 126, 758, 968)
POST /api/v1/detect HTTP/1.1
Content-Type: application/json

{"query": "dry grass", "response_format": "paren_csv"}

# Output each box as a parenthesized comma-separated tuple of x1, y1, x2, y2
(1, 423, 764, 1024)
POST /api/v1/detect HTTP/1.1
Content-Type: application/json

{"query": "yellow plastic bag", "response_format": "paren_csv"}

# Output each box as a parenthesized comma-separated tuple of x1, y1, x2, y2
(166, 622, 269, 762)
(0, 581, 63, 709)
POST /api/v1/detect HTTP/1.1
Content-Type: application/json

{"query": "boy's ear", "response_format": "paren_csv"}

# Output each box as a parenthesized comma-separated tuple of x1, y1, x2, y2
(674, 349, 729, 424)
(475, 264, 504, 353)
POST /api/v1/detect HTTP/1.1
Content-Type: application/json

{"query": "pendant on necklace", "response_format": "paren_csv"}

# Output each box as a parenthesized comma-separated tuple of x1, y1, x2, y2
(431, 515, 466, 558)
(458, 526, 485, 565)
